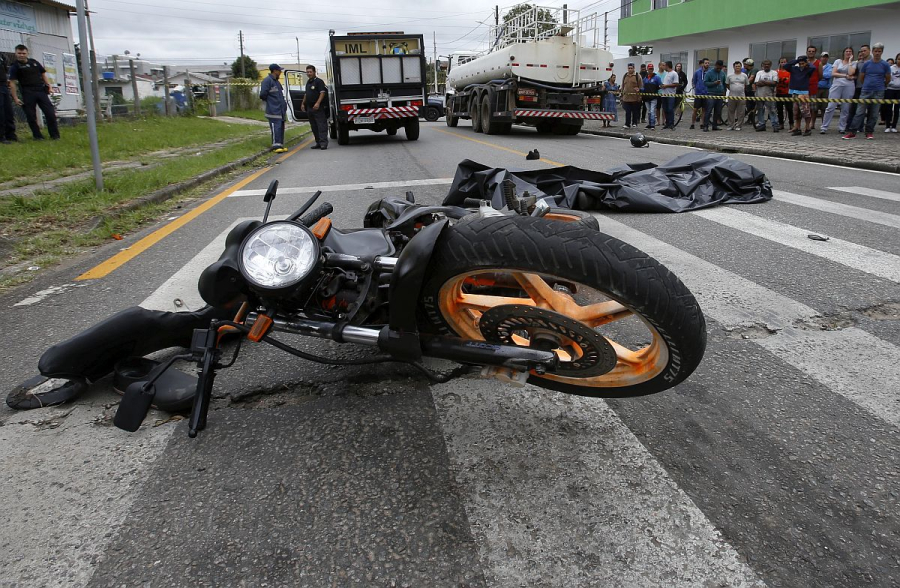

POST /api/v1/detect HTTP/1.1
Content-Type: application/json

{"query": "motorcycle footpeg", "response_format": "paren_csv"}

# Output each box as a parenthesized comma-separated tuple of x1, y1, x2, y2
(113, 382, 156, 432)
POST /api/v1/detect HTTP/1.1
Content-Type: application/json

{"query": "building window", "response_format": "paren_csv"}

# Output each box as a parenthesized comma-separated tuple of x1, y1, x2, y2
(809, 31, 871, 58)
(749, 40, 797, 67)
(621, 0, 632, 18)
(660, 51, 689, 68)
(696, 47, 728, 66)
(653, 0, 668, 8)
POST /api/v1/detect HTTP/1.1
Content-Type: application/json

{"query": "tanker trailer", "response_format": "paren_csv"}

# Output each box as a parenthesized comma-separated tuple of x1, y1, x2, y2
(445, 5, 614, 135)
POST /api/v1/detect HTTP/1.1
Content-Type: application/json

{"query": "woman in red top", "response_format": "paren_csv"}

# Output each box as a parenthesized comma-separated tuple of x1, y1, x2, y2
(776, 57, 793, 131)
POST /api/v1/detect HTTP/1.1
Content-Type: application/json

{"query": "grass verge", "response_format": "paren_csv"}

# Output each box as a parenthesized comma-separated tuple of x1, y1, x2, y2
(0, 123, 309, 290)
(226, 109, 268, 122)
(0, 115, 278, 185)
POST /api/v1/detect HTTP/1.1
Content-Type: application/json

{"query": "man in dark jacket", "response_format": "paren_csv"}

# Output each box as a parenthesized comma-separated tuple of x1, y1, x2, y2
(259, 63, 288, 153)
(9, 44, 58, 140)
(0, 55, 18, 143)
(301, 65, 328, 150)
(702, 60, 727, 131)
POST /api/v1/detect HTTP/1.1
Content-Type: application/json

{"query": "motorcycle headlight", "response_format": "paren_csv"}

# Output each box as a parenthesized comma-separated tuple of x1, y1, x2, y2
(239, 221, 321, 294)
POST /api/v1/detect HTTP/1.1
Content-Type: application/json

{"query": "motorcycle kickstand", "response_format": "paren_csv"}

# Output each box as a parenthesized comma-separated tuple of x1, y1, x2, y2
(188, 327, 220, 438)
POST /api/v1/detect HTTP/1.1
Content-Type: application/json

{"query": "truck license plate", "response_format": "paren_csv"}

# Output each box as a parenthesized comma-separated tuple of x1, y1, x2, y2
(355, 116, 375, 124)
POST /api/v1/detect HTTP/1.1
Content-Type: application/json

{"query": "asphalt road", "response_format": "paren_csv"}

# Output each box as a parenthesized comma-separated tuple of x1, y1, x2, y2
(2, 121, 899, 588)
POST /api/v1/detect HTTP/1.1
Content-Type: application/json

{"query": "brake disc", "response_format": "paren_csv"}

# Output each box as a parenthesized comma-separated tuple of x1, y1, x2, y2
(478, 304, 618, 377)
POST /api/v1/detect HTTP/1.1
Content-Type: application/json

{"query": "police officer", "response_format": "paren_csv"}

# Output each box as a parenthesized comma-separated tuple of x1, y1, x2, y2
(301, 65, 328, 150)
(9, 44, 59, 141)
(0, 54, 17, 143)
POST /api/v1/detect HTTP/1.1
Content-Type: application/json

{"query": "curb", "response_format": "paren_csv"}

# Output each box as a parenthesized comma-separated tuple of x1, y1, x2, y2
(87, 131, 312, 230)
(579, 128, 900, 174)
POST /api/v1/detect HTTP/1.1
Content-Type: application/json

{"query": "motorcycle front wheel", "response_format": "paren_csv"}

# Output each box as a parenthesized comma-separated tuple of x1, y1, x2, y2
(418, 215, 706, 397)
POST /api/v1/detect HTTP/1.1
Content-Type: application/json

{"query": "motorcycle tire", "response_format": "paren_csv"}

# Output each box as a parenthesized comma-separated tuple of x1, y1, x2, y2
(418, 215, 706, 397)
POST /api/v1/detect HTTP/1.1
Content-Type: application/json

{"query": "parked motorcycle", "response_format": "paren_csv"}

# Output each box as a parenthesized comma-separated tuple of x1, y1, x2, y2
(109, 179, 707, 436)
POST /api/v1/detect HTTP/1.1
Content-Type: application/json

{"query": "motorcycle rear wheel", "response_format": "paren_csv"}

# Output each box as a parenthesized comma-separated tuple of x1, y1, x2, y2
(419, 216, 706, 397)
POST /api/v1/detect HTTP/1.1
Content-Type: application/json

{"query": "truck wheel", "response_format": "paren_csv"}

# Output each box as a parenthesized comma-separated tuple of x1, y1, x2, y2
(470, 96, 482, 133)
(535, 121, 553, 134)
(552, 122, 582, 135)
(404, 117, 420, 141)
(387, 128, 398, 136)
(337, 119, 350, 145)
(446, 109, 459, 127)
(329, 119, 337, 140)
(424, 106, 441, 122)
(481, 94, 503, 135)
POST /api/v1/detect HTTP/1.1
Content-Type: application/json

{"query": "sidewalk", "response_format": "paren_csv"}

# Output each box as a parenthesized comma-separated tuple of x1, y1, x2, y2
(581, 107, 900, 173)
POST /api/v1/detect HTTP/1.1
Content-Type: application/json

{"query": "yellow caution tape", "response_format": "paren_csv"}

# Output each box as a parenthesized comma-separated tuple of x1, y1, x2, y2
(621, 92, 900, 104)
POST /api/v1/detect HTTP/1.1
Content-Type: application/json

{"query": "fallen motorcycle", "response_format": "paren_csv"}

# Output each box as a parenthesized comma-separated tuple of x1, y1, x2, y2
(13, 179, 708, 436)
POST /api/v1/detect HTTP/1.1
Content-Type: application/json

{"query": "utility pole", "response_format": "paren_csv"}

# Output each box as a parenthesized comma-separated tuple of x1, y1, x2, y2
(433, 32, 438, 94)
(296, 36, 301, 67)
(129, 58, 140, 115)
(163, 65, 170, 116)
(239, 30, 246, 78)
(185, 70, 192, 113)
(495, 5, 499, 26)
(563, 3, 568, 24)
(84, 0, 100, 118)
(76, 0, 102, 191)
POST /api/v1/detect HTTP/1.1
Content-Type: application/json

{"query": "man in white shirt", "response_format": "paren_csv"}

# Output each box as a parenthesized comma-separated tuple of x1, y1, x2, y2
(753, 59, 779, 131)
(659, 61, 680, 129)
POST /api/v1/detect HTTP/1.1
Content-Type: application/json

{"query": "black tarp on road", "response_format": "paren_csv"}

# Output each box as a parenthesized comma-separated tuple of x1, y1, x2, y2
(442, 151, 774, 213)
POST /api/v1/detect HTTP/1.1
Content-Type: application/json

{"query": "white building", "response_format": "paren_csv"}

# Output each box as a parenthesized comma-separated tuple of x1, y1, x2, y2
(0, 0, 80, 112)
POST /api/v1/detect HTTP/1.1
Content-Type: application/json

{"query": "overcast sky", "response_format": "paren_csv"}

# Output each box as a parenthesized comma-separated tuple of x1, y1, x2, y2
(77, 0, 626, 69)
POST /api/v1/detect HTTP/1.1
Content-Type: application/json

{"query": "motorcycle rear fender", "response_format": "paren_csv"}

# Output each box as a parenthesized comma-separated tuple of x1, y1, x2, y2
(382, 219, 450, 359)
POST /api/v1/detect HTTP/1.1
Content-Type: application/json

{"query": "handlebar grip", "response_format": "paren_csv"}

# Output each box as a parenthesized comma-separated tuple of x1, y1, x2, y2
(299, 202, 333, 227)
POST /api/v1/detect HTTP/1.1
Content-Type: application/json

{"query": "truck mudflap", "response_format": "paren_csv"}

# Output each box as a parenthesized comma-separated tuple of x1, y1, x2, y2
(348, 106, 419, 121)
(512, 109, 614, 120)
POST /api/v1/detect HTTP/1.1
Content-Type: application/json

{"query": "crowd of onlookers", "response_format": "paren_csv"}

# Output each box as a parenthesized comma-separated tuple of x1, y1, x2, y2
(597, 43, 900, 139)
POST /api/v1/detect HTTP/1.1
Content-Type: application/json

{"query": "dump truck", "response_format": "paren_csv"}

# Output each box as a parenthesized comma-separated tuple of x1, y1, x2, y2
(445, 6, 614, 135)
(323, 31, 427, 145)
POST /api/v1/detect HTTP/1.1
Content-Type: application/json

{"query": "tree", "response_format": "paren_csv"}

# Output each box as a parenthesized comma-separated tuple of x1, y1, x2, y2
(629, 46, 653, 57)
(502, 3, 558, 39)
(230, 55, 259, 80)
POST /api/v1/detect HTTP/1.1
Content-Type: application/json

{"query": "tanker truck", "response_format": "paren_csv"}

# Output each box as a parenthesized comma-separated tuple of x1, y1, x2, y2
(445, 5, 614, 135)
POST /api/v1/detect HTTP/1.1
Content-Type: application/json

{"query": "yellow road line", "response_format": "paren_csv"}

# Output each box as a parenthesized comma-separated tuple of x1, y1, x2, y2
(432, 127, 565, 167)
(277, 136, 314, 163)
(76, 166, 272, 281)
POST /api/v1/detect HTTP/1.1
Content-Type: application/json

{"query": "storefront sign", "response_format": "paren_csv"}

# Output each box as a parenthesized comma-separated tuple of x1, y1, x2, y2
(62, 52, 78, 95)
(0, 1, 36, 34)
(43, 52, 60, 94)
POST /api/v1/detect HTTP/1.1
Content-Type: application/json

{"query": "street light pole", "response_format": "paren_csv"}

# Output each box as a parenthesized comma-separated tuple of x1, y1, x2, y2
(76, 0, 102, 191)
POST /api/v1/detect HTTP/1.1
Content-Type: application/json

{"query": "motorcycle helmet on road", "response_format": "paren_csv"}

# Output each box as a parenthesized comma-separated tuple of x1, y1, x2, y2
(630, 133, 649, 148)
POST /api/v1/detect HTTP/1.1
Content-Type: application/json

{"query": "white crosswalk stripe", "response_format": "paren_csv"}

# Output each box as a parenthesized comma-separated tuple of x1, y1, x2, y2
(829, 186, 900, 203)
(591, 213, 900, 428)
(775, 190, 900, 230)
(693, 206, 900, 283)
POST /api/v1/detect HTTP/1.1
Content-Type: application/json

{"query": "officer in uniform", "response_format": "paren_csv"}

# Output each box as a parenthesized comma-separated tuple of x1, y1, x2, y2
(0, 54, 18, 143)
(301, 65, 328, 150)
(9, 44, 59, 140)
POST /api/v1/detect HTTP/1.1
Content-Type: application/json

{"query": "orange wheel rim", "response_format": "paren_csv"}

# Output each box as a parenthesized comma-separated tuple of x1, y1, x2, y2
(438, 270, 669, 388)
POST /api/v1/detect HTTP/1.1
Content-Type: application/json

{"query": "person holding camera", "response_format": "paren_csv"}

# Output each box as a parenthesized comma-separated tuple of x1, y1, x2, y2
(8, 44, 59, 141)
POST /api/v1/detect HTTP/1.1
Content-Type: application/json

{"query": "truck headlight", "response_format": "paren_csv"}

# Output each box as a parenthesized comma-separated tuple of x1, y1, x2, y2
(239, 221, 320, 294)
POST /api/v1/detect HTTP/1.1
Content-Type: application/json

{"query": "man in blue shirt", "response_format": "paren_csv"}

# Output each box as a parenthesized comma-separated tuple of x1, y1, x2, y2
(844, 43, 892, 139)
(643, 63, 661, 129)
(702, 60, 727, 131)
(259, 64, 288, 153)
(690, 58, 709, 129)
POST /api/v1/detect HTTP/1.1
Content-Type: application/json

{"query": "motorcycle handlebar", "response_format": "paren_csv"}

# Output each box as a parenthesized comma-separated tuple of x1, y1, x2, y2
(299, 202, 334, 226)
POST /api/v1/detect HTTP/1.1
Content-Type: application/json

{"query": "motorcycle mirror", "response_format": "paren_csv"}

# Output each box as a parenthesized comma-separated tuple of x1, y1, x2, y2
(263, 179, 279, 203)
(262, 180, 279, 223)
(113, 381, 156, 432)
